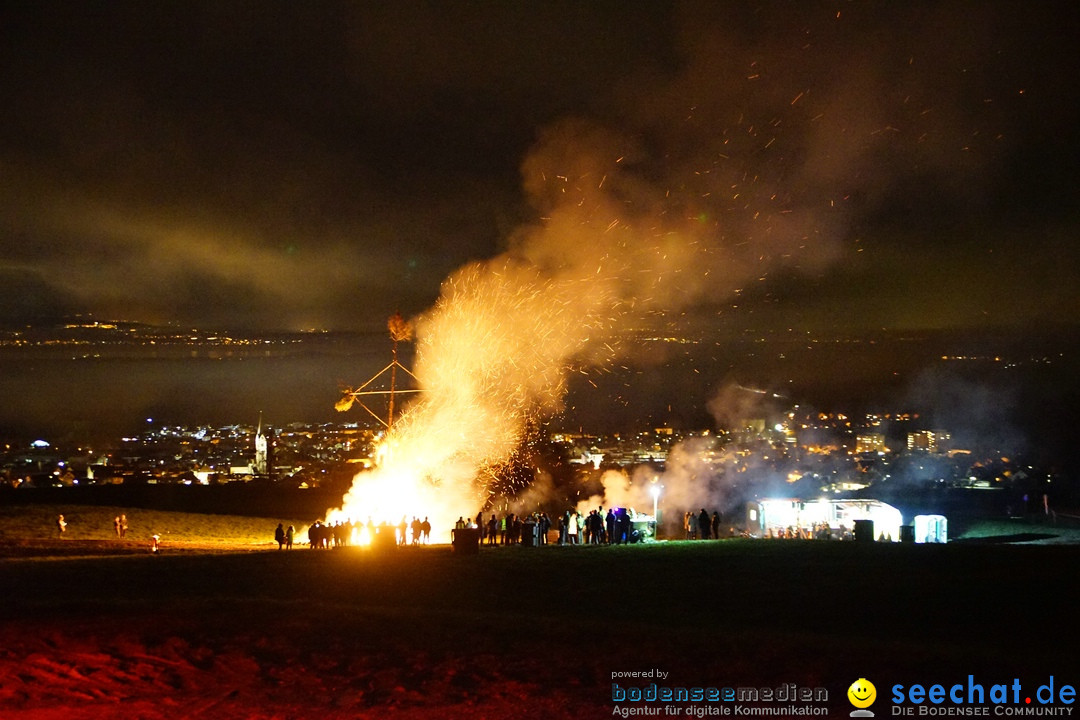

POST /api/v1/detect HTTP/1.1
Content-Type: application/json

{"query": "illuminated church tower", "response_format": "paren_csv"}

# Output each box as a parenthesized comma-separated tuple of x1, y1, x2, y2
(254, 414, 270, 477)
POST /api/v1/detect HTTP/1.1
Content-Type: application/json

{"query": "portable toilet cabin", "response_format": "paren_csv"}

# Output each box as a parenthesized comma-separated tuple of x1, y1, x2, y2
(914, 514, 948, 543)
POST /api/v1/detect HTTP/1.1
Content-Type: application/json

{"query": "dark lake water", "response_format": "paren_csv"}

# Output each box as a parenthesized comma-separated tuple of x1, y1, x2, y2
(1, 330, 1076, 474)
(0, 338, 396, 441)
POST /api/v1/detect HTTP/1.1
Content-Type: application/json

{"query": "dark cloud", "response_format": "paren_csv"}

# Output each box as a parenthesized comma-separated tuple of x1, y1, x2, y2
(0, 1, 1076, 332)
(0, 268, 74, 323)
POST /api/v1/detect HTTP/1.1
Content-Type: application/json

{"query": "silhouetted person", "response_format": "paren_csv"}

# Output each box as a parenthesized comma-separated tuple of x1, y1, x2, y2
(275, 523, 285, 549)
(585, 511, 597, 543)
(286, 525, 294, 549)
(617, 508, 631, 544)
(698, 509, 710, 540)
(309, 521, 326, 548)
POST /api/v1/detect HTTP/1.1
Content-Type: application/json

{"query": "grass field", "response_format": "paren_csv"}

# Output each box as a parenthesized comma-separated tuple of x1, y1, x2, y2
(1, 506, 1078, 719)
(0, 504, 309, 556)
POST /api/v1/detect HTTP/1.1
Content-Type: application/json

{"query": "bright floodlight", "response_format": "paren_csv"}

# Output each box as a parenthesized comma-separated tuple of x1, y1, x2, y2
(650, 484, 661, 499)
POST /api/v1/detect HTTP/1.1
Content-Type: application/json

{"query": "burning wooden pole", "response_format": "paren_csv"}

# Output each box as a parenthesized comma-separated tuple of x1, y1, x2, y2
(335, 312, 417, 431)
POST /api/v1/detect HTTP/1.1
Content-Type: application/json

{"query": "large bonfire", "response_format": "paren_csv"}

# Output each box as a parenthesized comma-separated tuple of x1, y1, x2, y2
(325, 259, 618, 542)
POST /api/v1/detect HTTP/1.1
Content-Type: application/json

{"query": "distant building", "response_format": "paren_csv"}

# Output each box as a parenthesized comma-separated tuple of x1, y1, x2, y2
(569, 450, 604, 469)
(855, 433, 887, 454)
(907, 430, 951, 453)
(254, 415, 274, 477)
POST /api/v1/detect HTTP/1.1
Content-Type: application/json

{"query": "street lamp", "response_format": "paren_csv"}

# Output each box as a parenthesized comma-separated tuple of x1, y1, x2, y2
(651, 483, 661, 540)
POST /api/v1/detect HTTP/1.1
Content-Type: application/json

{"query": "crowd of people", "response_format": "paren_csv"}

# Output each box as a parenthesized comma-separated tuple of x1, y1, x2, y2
(301, 519, 354, 549)
(399, 516, 432, 545)
(458, 512, 553, 546)
(456, 507, 657, 546)
(289, 506, 736, 551)
(766, 523, 846, 540)
(682, 508, 724, 540)
(297, 517, 435, 549)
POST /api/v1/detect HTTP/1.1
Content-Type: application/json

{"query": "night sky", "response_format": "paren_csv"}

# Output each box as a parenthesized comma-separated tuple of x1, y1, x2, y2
(1, 1, 1078, 335)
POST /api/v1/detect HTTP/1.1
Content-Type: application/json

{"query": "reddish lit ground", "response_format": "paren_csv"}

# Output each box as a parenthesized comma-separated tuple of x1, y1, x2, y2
(2, 538, 1076, 719)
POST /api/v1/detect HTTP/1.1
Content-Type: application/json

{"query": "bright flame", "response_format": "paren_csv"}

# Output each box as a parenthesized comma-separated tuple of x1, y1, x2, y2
(325, 259, 618, 542)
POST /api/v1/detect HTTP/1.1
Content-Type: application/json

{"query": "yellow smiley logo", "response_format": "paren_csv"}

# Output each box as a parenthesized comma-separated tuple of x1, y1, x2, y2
(848, 678, 876, 709)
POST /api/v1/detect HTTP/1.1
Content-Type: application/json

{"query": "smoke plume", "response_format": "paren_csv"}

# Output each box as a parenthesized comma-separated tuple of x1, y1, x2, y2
(325, 6, 972, 534)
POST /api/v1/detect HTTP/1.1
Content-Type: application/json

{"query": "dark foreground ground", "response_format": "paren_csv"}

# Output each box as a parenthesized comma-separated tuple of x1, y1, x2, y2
(2, 538, 1077, 720)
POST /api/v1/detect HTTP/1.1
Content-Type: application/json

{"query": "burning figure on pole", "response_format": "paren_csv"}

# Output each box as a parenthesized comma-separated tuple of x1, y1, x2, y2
(336, 312, 418, 431)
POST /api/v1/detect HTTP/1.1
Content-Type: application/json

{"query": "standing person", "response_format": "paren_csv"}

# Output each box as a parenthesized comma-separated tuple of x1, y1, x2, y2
(119, 514, 128, 539)
(285, 525, 295, 549)
(698, 509, 711, 540)
(617, 508, 631, 544)
(275, 523, 286, 550)
(711, 511, 721, 540)
(588, 511, 602, 544)
(114, 516, 122, 538)
(57, 514, 67, 537)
